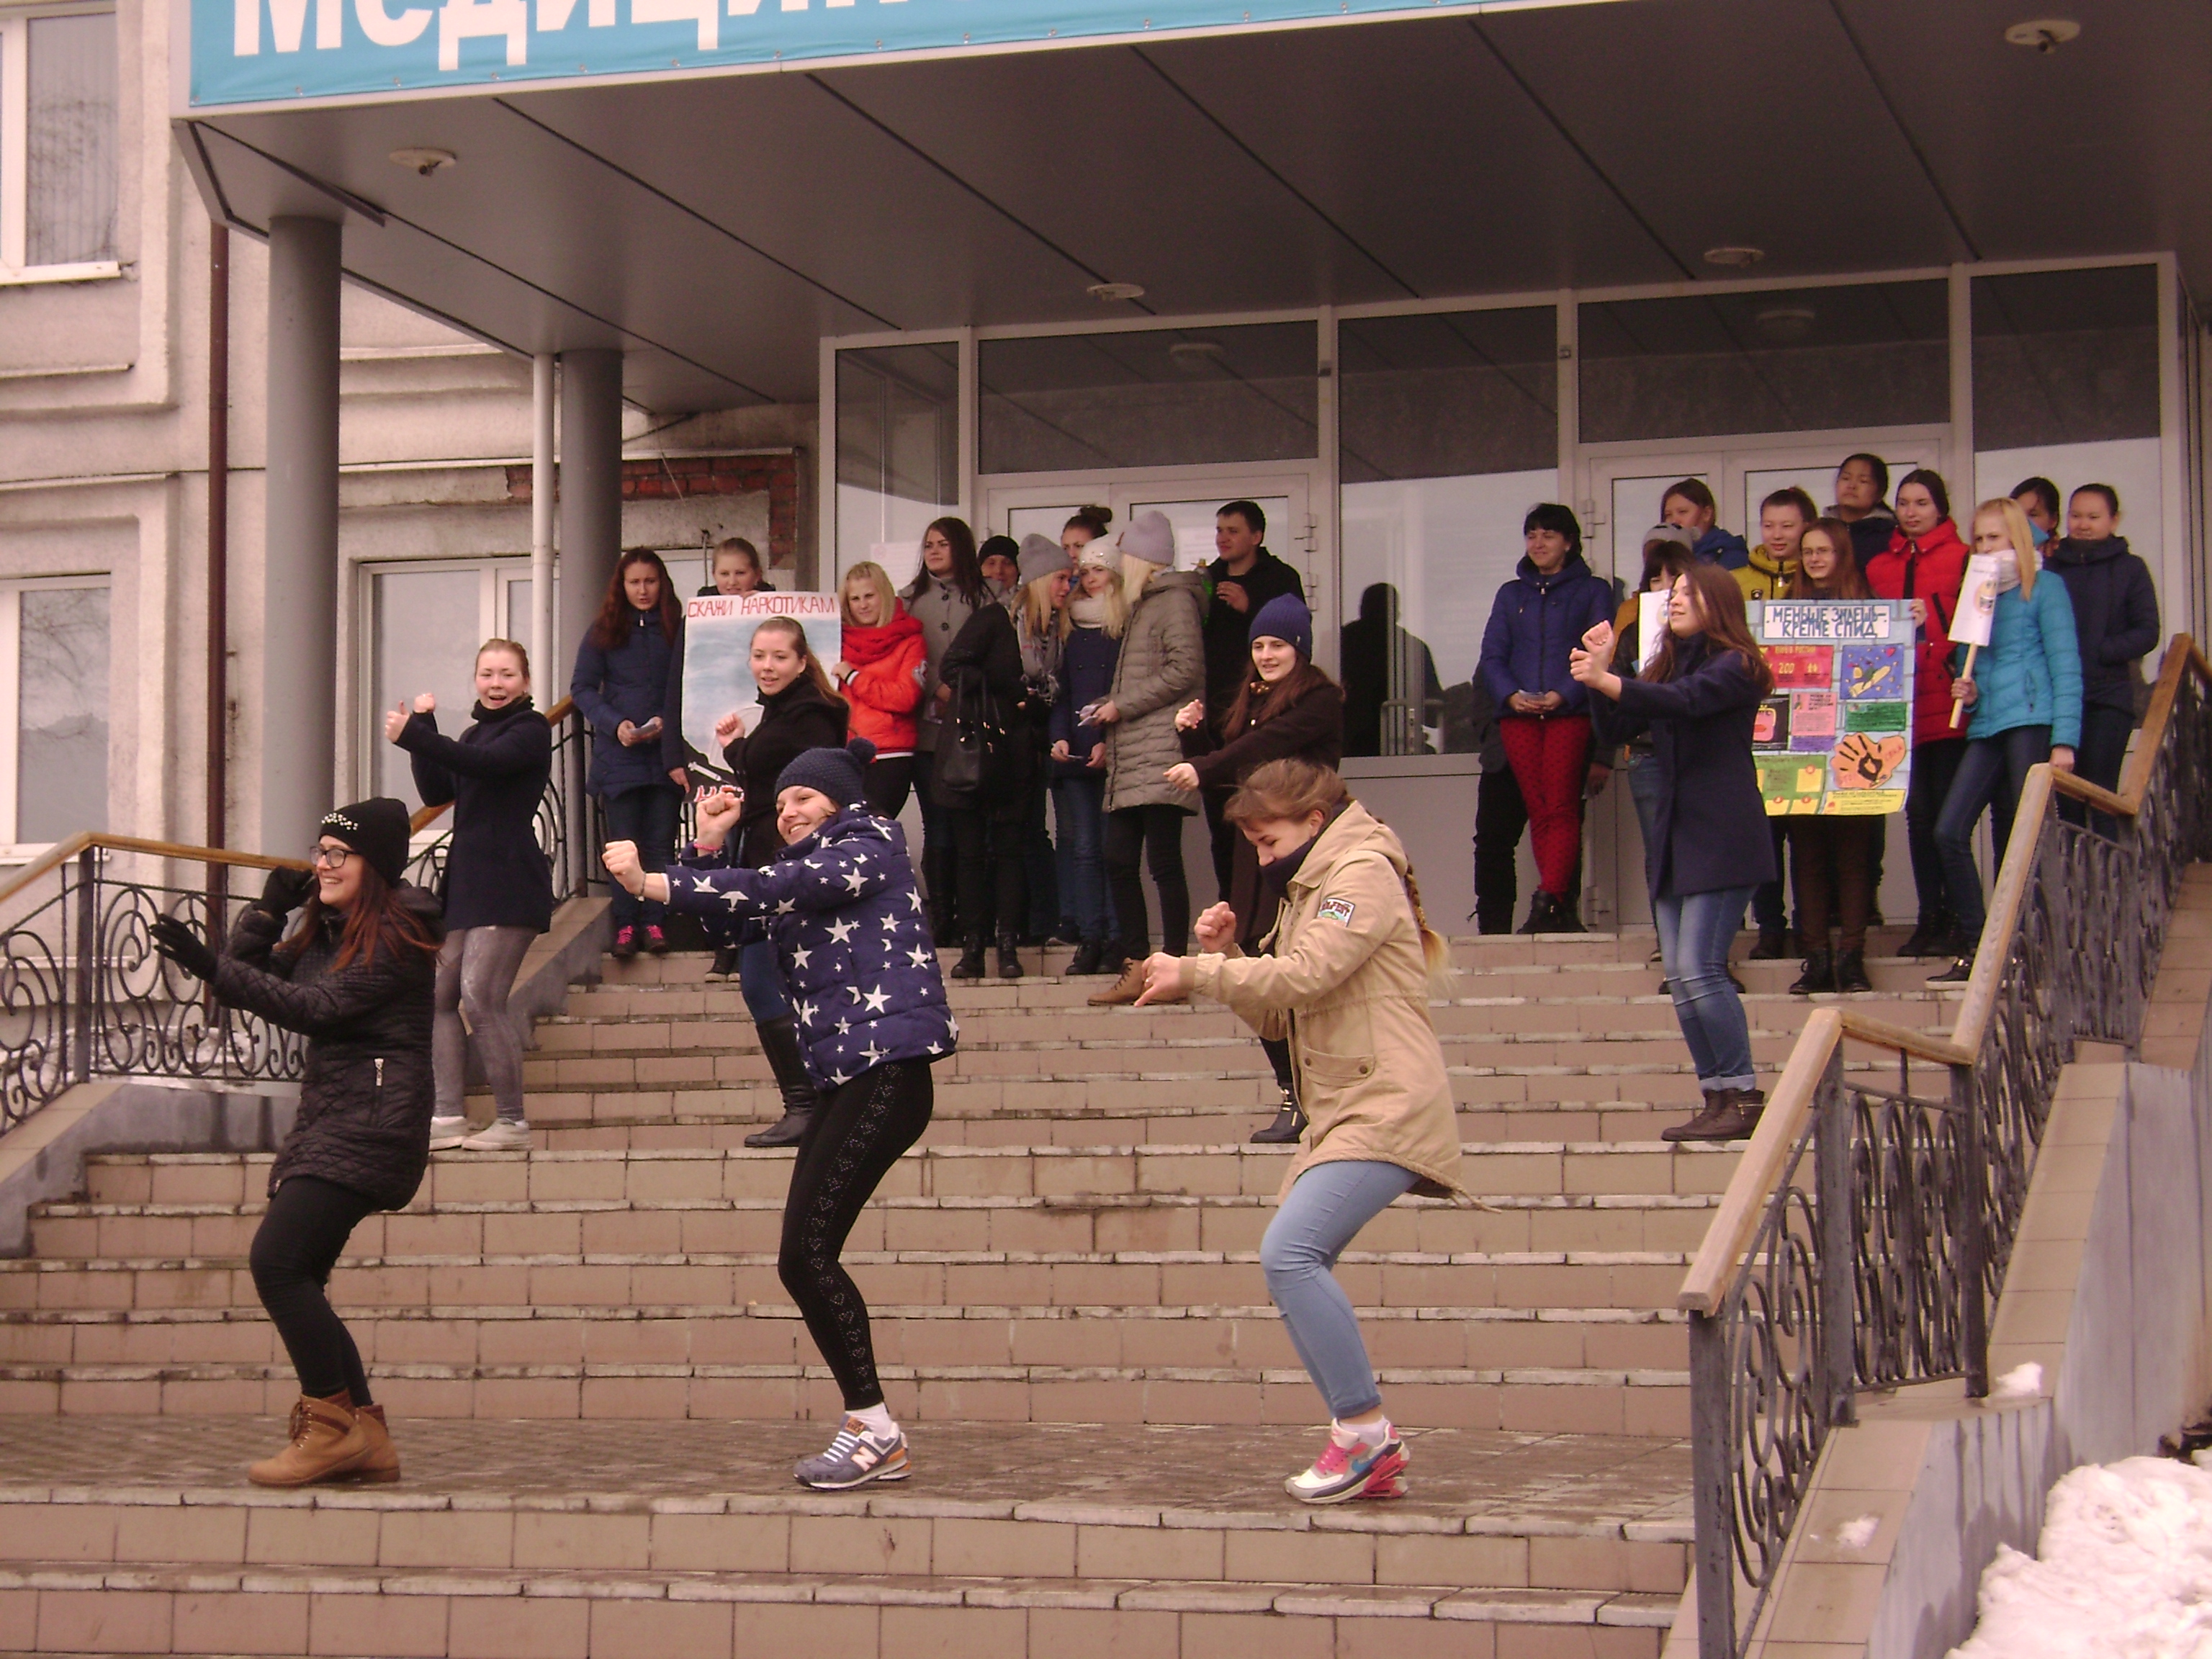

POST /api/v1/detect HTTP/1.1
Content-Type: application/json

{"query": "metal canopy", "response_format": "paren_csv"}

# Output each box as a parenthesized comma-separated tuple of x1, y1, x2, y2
(179, 0, 2212, 413)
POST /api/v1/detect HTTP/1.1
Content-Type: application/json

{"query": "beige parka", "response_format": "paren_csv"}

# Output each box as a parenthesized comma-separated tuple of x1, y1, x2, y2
(1188, 800, 1467, 1202)
(1102, 567, 1206, 813)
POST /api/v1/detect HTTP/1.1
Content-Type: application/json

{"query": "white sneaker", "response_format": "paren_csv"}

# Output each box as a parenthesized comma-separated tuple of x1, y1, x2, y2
(428, 1115, 470, 1151)
(459, 1118, 531, 1151)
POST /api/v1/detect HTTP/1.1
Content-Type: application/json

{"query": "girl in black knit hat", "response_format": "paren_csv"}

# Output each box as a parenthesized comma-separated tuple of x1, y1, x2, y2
(151, 797, 444, 1488)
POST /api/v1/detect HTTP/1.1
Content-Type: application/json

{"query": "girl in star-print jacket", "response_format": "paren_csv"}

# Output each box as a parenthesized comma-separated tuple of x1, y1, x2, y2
(602, 737, 950, 1495)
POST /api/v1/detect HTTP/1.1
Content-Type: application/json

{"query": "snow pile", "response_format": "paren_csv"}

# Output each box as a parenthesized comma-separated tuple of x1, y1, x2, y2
(1948, 1457, 2212, 1658)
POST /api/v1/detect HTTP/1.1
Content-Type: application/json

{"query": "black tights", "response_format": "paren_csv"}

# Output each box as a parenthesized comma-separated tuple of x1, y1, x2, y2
(779, 1059, 935, 1411)
(944, 804, 1025, 945)
(1105, 804, 1190, 958)
(251, 1176, 378, 1404)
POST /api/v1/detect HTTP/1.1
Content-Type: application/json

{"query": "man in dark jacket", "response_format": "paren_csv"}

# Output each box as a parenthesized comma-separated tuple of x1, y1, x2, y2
(2045, 486, 2160, 831)
(1195, 500, 1304, 898)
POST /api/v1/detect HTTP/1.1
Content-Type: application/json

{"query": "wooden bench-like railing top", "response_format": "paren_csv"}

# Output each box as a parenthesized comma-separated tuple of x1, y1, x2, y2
(1678, 634, 2211, 1315)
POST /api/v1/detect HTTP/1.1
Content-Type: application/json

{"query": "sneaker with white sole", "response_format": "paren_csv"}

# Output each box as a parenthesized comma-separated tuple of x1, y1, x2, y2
(428, 1116, 470, 1151)
(794, 1417, 909, 1490)
(458, 1118, 531, 1151)
(1285, 1425, 1408, 1504)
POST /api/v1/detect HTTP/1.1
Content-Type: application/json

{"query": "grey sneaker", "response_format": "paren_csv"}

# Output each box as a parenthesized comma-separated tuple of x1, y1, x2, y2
(795, 1417, 909, 1490)
(459, 1118, 531, 1151)
(428, 1115, 470, 1151)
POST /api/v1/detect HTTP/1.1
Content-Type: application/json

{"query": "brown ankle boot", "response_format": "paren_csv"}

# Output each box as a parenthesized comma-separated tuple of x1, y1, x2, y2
(1660, 1094, 1729, 1143)
(349, 1402, 402, 1483)
(1696, 1088, 1766, 1143)
(1087, 958, 1149, 1006)
(248, 1393, 372, 1488)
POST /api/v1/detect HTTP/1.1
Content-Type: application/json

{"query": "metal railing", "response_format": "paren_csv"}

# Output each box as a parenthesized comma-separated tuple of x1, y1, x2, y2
(0, 700, 605, 1131)
(1681, 636, 2212, 1658)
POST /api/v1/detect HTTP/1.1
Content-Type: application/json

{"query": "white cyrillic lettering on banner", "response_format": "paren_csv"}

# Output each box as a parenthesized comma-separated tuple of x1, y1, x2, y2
(633, 0, 715, 48)
(536, 0, 577, 29)
(318, 0, 343, 46)
(252, 0, 313, 52)
(439, 0, 526, 68)
(727, 0, 763, 15)
(235, 0, 259, 53)
(356, 0, 431, 45)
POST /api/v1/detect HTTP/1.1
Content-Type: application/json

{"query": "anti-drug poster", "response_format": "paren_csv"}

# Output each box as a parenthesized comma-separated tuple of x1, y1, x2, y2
(680, 592, 842, 771)
(1750, 599, 1915, 817)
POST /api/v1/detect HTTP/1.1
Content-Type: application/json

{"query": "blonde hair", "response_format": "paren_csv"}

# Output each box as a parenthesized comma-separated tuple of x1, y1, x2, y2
(1971, 498, 2041, 601)
(477, 637, 530, 680)
(1021, 573, 1069, 643)
(840, 561, 898, 628)
(1224, 759, 1455, 996)
(1074, 562, 1130, 639)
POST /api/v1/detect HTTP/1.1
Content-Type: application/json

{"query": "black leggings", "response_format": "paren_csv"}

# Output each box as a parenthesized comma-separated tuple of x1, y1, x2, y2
(1105, 804, 1190, 958)
(251, 1175, 379, 1405)
(779, 1058, 935, 1411)
(944, 804, 1025, 945)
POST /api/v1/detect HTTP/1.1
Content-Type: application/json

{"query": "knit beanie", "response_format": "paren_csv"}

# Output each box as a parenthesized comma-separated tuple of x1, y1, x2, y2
(979, 534, 1020, 568)
(318, 798, 413, 888)
(777, 738, 877, 811)
(1120, 510, 1177, 567)
(1247, 593, 1313, 660)
(1075, 537, 1118, 572)
(1017, 534, 1068, 588)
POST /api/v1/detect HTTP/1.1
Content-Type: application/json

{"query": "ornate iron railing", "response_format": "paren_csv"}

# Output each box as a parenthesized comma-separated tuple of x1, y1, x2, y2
(1681, 637, 2212, 1658)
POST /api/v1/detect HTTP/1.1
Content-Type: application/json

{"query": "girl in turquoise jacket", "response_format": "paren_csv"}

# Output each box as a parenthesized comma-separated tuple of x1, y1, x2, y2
(1929, 498, 2082, 982)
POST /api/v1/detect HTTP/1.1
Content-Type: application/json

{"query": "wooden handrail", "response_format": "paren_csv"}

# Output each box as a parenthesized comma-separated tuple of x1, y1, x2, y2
(0, 833, 307, 913)
(407, 697, 578, 834)
(1679, 634, 2212, 1315)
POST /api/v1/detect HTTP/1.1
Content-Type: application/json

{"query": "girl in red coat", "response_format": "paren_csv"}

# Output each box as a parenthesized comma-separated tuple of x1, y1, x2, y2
(834, 560, 926, 820)
(1864, 468, 1969, 959)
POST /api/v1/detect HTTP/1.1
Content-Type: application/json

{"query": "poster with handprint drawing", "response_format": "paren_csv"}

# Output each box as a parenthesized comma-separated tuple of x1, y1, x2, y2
(1751, 602, 1913, 816)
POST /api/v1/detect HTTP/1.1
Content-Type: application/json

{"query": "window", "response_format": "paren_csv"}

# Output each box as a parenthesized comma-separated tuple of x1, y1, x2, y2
(979, 323, 1319, 475)
(1338, 307, 1559, 757)
(364, 559, 535, 811)
(0, 577, 109, 848)
(837, 342, 960, 588)
(1578, 281, 1949, 444)
(1, 6, 120, 276)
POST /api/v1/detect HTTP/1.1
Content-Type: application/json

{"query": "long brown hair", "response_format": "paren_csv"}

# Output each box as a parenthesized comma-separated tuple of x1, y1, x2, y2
(1218, 656, 1336, 739)
(752, 615, 844, 703)
(590, 549, 682, 650)
(279, 861, 441, 972)
(1643, 563, 1774, 696)
(1787, 518, 1872, 601)
(1223, 759, 1453, 995)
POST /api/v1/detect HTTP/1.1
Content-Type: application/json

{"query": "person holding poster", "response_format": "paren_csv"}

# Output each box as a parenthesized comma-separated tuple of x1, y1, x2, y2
(1927, 500, 2082, 984)
(1572, 565, 1775, 1145)
(1604, 529, 1698, 929)
(1779, 521, 1879, 995)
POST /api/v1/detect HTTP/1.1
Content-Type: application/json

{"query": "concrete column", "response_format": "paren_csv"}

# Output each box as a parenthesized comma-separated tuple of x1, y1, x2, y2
(259, 216, 342, 853)
(555, 349, 624, 676)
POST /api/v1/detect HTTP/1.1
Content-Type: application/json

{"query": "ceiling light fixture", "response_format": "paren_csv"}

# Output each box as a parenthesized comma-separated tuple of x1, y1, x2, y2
(1168, 340, 1228, 374)
(2004, 17, 2079, 52)
(1703, 246, 1765, 269)
(388, 147, 457, 176)
(1086, 281, 1145, 302)
(1754, 305, 1817, 343)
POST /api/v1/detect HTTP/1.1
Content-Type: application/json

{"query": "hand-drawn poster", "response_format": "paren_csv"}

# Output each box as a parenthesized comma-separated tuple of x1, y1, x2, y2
(1750, 600, 1914, 816)
(680, 593, 842, 773)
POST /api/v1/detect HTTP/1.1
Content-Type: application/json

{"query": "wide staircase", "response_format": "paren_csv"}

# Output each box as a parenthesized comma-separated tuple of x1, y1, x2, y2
(0, 932, 1959, 1658)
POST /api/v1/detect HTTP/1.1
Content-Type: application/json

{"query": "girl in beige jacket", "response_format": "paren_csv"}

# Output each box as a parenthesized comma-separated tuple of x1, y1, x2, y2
(1138, 758, 1465, 1504)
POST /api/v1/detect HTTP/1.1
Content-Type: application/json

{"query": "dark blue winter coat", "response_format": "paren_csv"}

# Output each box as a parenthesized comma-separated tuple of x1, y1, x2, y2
(1694, 526, 1750, 572)
(397, 699, 554, 933)
(1477, 554, 1617, 714)
(1590, 636, 1776, 899)
(1048, 623, 1122, 780)
(2045, 536, 2161, 716)
(665, 806, 956, 1087)
(570, 607, 680, 799)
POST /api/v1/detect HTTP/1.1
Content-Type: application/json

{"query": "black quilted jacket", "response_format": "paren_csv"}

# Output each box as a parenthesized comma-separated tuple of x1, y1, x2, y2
(212, 888, 445, 1211)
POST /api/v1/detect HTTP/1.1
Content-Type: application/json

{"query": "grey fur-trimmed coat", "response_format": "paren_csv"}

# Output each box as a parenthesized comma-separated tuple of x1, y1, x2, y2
(1103, 567, 1206, 814)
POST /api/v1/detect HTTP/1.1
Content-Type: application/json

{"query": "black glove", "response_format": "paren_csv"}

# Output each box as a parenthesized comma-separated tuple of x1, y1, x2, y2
(256, 864, 318, 917)
(150, 916, 220, 983)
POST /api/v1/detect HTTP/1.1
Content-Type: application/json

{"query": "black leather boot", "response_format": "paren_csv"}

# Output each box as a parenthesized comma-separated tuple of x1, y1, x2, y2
(1834, 948, 1873, 993)
(950, 934, 989, 980)
(745, 1016, 818, 1149)
(997, 935, 1025, 979)
(1249, 1089, 1307, 1144)
(1788, 948, 1834, 997)
(1067, 939, 1107, 977)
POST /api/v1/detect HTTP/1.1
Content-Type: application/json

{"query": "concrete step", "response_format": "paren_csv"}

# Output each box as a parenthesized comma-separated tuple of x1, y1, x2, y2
(0, 1416, 1689, 1655)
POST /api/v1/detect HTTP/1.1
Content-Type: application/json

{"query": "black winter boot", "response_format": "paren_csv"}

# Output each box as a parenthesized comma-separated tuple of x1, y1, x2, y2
(997, 935, 1025, 980)
(1249, 1089, 1307, 1144)
(1747, 930, 1789, 961)
(745, 1016, 819, 1149)
(1516, 892, 1556, 935)
(951, 934, 989, 980)
(1788, 948, 1835, 997)
(1067, 940, 1108, 977)
(1834, 948, 1873, 993)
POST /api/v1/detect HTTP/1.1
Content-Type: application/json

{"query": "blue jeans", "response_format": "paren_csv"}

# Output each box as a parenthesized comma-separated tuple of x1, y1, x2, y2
(1052, 774, 1112, 943)
(1262, 1160, 1419, 1419)
(1654, 884, 1758, 1094)
(1625, 752, 1663, 851)
(601, 784, 680, 929)
(737, 937, 790, 1022)
(1936, 724, 2050, 944)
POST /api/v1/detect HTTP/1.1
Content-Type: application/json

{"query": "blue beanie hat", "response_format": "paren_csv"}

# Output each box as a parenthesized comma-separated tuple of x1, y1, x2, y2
(776, 738, 877, 811)
(1248, 593, 1313, 660)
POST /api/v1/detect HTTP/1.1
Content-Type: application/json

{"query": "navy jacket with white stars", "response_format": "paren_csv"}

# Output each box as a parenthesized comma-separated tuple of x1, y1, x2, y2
(664, 807, 956, 1087)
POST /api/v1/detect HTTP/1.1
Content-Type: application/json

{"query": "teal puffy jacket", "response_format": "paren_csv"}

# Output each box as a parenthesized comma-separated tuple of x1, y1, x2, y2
(1956, 574, 2083, 750)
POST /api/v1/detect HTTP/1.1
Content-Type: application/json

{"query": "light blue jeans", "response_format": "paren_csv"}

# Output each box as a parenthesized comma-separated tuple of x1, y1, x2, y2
(1653, 884, 1758, 1094)
(1261, 1159, 1419, 1419)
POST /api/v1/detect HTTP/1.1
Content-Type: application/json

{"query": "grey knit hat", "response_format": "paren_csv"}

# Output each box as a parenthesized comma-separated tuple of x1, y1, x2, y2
(1120, 510, 1177, 567)
(1017, 534, 1068, 588)
(776, 738, 877, 811)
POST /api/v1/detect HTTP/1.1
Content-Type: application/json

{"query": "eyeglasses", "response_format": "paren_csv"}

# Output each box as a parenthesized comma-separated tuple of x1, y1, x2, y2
(306, 847, 356, 869)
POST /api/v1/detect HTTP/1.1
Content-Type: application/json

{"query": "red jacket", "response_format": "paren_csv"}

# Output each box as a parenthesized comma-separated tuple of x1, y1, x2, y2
(1866, 518, 1969, 746)
(839, 606, 926, 756)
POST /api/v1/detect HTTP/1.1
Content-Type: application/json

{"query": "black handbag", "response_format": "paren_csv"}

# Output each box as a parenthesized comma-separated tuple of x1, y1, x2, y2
(932, 670, 1005, 799)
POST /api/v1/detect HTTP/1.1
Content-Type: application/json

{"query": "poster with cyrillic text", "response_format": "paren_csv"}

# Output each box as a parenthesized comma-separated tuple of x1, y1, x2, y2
(1750, 600, 1915, 817)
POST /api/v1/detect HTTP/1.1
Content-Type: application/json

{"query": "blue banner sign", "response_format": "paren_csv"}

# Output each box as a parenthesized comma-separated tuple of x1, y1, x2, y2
(188, 0, 1578, 107)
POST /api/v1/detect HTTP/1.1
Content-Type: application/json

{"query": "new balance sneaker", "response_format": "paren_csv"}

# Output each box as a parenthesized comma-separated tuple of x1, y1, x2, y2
(428, 1115, 470, 1151)
(795, 1417, 909, 1491)
(1284, 1425, 1407, 1505)
(459, 1118, 531, 1151)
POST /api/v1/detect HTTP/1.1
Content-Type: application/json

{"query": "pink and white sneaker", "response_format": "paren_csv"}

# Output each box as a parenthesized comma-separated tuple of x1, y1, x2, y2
(1285, 1424, 1408, 1504)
